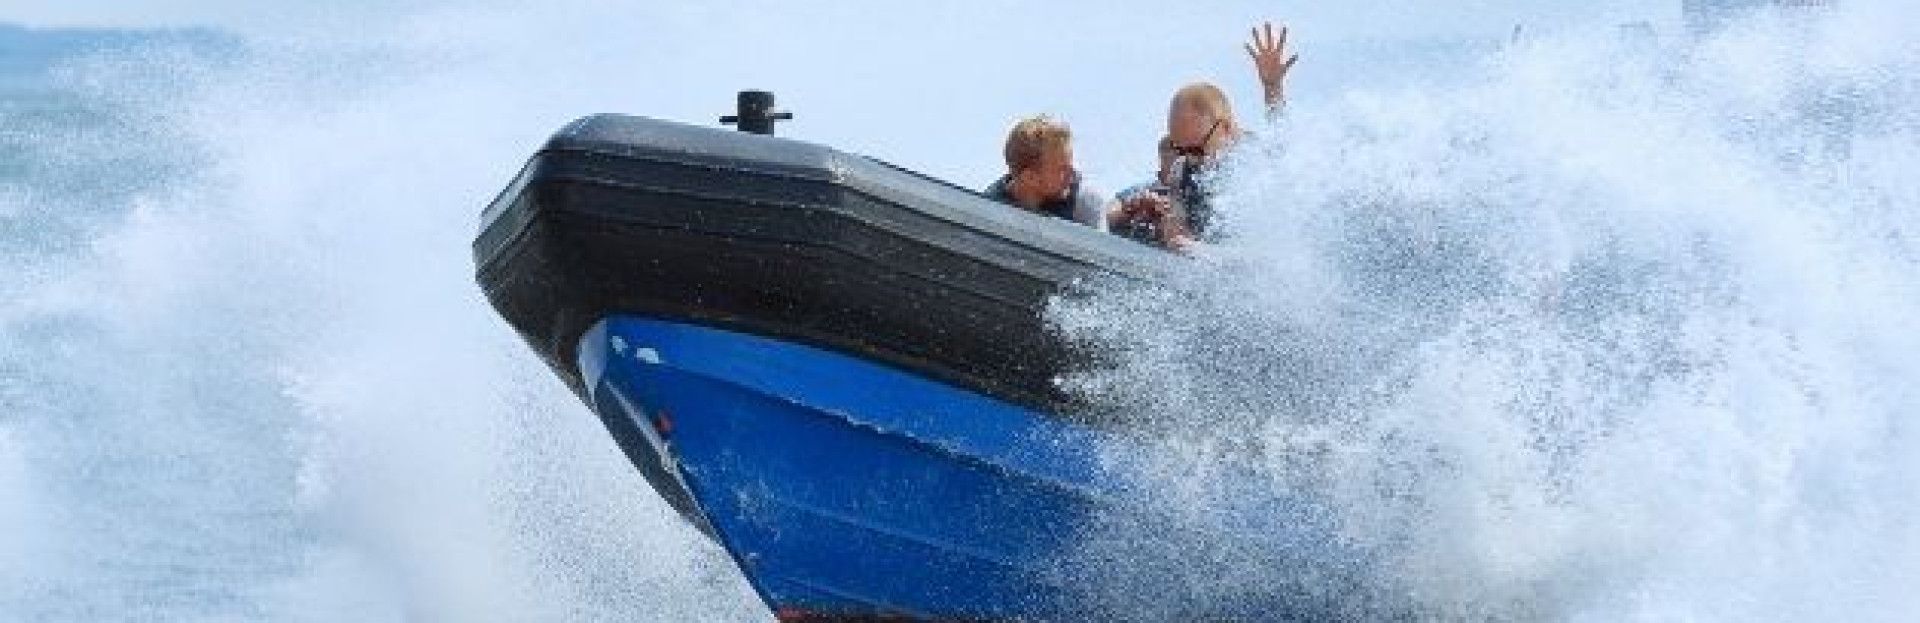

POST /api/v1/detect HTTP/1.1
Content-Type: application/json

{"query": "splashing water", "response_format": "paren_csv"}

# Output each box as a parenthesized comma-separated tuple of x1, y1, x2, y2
(1052, 3, 1920, 620)
(0, 17, 765, 623)
(2, 1, 1915, 621)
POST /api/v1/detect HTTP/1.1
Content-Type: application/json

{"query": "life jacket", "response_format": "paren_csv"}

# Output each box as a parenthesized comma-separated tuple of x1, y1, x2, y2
(1173, 159, 1217, 239)
(985, 174, 1081, 222)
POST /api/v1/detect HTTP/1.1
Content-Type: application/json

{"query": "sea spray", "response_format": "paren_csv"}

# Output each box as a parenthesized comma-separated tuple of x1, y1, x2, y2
(0, 23, 764, 622)
(1051, 3, 1920, 619)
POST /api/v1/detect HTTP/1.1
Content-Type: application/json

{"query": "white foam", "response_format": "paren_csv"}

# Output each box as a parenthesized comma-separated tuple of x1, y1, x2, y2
(1053, 2, 1920, 618)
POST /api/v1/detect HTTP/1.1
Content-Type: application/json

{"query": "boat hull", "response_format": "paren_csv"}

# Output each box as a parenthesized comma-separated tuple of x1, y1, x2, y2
(474, 115, 1369, 620)
(580, 315, 1113, 619)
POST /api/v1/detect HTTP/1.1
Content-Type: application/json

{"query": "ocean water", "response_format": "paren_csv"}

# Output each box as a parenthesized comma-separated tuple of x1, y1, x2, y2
(1, 1, 1915, 621)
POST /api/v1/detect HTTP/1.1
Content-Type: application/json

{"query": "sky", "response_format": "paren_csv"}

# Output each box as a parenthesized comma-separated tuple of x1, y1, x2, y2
(5, 0, 1675, 43)
(0, 0, 1683, 188)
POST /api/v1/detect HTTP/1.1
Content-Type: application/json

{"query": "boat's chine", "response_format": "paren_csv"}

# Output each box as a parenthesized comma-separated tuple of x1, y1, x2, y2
(579, 315, 1118, 619)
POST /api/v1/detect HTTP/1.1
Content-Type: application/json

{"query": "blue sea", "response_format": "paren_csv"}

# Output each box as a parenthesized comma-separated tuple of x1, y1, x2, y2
(2, 2, 1916, 620)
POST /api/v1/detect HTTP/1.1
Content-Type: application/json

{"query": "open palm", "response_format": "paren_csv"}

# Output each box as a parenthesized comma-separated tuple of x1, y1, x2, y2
(1246, 21, 1299, 109)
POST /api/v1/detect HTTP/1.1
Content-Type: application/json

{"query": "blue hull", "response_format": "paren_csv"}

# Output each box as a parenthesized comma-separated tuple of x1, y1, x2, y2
(580, 316, 1122, 619)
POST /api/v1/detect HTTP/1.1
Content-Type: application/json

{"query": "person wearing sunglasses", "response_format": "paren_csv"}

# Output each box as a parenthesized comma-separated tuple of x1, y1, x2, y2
(983, 115, 1111, 232)
(1160, 21, 1300, 243)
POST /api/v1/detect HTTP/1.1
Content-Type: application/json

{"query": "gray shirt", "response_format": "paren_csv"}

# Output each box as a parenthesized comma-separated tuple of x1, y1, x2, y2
(1069, 182, 1111, 233)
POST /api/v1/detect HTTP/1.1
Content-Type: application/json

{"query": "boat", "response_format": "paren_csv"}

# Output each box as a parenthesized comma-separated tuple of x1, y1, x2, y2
(472, 105, 1349, 620)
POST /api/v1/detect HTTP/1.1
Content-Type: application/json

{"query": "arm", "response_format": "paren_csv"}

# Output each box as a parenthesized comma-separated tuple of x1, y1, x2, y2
(1246, 21, 1299, 119)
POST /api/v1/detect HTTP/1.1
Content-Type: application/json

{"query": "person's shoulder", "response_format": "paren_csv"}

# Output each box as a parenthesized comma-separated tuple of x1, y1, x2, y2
(1069, 181, 1111, 231)
(984, 175, 1024, 206)
(1075, 180, 1112, 204)
(1076, 182, 1114, 213)
(1222, 129, 1284, 163)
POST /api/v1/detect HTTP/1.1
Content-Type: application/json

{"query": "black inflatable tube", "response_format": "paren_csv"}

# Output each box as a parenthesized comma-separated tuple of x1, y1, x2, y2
(473, 114, 1174, 416)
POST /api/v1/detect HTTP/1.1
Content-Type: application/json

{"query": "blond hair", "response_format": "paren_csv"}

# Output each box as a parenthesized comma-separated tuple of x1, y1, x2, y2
(1003, 115, 1072, 174)
(1171, 82, 1237, 128)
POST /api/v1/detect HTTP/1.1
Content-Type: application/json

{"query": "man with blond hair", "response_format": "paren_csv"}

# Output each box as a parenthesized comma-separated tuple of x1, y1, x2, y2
(983, 115, 1111, 232)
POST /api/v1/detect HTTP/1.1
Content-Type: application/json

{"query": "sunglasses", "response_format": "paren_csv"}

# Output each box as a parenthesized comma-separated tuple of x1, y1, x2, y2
(1170, 119, 1222, 158)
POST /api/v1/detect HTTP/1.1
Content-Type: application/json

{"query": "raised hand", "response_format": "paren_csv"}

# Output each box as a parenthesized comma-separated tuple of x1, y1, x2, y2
(1245, 21, 1299, 112)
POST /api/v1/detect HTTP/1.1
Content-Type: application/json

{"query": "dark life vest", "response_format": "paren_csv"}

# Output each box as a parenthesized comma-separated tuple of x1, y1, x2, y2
(1174, 160, 1217, 239)
(985, 175, 1081, 222)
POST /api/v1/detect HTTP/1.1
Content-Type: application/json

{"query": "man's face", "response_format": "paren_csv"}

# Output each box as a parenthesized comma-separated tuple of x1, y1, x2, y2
(1021, 145, 1076, 200)
(1167, 102, 1214, 151)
